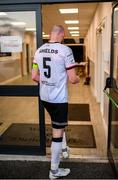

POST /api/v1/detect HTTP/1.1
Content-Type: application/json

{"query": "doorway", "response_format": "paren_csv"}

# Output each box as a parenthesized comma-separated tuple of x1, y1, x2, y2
(96, 27, 102, 103)
(41, 2, 112, 158)
(0, 0, 115, 159)
(26, 44, 30, 74)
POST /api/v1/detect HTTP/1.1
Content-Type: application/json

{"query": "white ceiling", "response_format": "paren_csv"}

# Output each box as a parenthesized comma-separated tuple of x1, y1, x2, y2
(0, 3, 98, 39)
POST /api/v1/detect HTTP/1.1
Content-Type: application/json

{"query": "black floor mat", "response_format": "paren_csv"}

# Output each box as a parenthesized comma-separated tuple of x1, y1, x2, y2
(0, 123, 96, 148)
(68, 104, 91, 121)
(0, 161, 115, 179)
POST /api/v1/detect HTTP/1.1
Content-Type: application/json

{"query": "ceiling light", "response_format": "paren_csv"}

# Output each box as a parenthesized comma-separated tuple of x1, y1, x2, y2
(65, 20, 79, 24)
(115, 8, 118, 11)
(0, 12, 7, 16)
(11, 22, 26, 26)
(43, 34, 49, 38)
(59, 8, 78, 14)
(68, 27, 79, 30)
(70, 31, 79, 34)
(26, 28, 36, 31)
(71, 34, 80, 37)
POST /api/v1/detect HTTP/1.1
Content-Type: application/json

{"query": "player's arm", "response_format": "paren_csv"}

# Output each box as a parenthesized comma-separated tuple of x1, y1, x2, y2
(32, 63, 40, 83)
(65, 47, 79, 84)
(67, 67, 79, 84)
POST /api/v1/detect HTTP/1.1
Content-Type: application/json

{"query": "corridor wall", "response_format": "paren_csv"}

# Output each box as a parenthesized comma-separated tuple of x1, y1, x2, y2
(85, 2, 112, 145)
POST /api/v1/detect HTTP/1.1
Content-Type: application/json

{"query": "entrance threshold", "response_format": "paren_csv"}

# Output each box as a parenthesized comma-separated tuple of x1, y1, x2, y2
(0, 154, 108, 163)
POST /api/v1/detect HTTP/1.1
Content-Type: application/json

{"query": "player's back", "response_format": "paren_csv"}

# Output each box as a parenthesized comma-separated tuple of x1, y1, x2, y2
(34, 42, 74, 103)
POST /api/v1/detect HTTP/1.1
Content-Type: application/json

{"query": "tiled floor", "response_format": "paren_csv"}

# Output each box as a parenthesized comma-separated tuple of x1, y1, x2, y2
(0, 74, 107, 159)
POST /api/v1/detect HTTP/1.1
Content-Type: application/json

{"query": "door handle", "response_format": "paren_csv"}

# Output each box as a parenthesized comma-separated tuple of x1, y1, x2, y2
(103, 89, 118, 109)
(104, 77, 118, 91)
(104, 77, 114, 90)
(104, 77, 118, 108)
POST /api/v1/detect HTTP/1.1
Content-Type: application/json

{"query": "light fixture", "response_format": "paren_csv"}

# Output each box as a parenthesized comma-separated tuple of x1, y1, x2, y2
(114, 30, 118, 33)
(65, 20, 79, 24)
(43, 34, 49, 38)
(68, 27, 79, 30)
(42, 32, 45, 35)
(11, 22, 26, 26)
(70, 31, 79, 34)
(71, 34, 80, 37)
(115, 7, 118, 11)
(26, 28, 36, 31)
(59, 8, 78, 14)
(0, 12, 7, 16)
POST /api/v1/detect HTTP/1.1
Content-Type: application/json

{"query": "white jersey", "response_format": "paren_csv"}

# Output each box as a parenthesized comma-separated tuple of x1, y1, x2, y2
(33, 42, 77, 103)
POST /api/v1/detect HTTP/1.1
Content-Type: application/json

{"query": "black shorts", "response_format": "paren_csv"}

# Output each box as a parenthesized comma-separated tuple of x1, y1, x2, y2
(41, 100, 68, 129)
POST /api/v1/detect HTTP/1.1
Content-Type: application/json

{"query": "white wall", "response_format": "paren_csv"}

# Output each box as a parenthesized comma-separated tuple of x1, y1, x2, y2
(85, 2, 112, 140)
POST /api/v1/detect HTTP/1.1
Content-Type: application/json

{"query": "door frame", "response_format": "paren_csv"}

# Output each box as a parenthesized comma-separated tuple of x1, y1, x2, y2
(107, 2, 118, 176)
(96, 29, 102, 103)
(0, 0, 114, 4)
(0, 0, 116, 157)
(26, 44, 30, 74)
(0, 4, 46, 155)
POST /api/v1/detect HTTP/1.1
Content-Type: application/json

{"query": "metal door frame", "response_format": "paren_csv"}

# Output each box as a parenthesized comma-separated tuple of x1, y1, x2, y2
(0, 0, 114, 4)
(107, 2, 118, 177)
(0, 0, 117, 157)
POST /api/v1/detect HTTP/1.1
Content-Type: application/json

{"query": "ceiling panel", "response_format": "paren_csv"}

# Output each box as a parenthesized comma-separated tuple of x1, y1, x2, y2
(42, 3, 98, 39)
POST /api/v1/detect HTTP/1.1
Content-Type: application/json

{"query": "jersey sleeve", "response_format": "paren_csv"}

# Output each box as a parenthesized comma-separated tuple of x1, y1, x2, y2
(65, 47, 78, 70)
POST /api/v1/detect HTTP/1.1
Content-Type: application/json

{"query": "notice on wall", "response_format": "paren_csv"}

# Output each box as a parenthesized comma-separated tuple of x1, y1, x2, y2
(0, 36, 22, 52)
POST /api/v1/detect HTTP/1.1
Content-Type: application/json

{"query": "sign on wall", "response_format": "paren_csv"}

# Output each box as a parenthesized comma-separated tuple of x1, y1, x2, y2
(0, 36, 22, 52)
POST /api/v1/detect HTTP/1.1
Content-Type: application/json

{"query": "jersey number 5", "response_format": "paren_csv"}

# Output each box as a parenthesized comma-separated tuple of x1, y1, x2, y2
(43, 57, 51, 78)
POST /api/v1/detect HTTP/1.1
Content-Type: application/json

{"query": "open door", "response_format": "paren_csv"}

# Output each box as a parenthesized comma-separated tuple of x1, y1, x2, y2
(104, 2, 118, 176)
(0, 4, 45, 155)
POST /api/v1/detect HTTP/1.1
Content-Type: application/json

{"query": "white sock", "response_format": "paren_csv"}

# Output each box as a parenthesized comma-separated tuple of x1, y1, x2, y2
(62, 132, 67, 150)
(51, 141, 62, 170)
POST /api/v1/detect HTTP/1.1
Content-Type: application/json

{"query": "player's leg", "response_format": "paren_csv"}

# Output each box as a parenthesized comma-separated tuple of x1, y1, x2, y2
(41, 101, 70, 179)
(50, 128, 64, 171)
(49, 128, 70, 179)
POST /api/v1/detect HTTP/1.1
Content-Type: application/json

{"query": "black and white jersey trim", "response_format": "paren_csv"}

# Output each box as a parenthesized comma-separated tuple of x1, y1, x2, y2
(66, 64, 78, 70)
